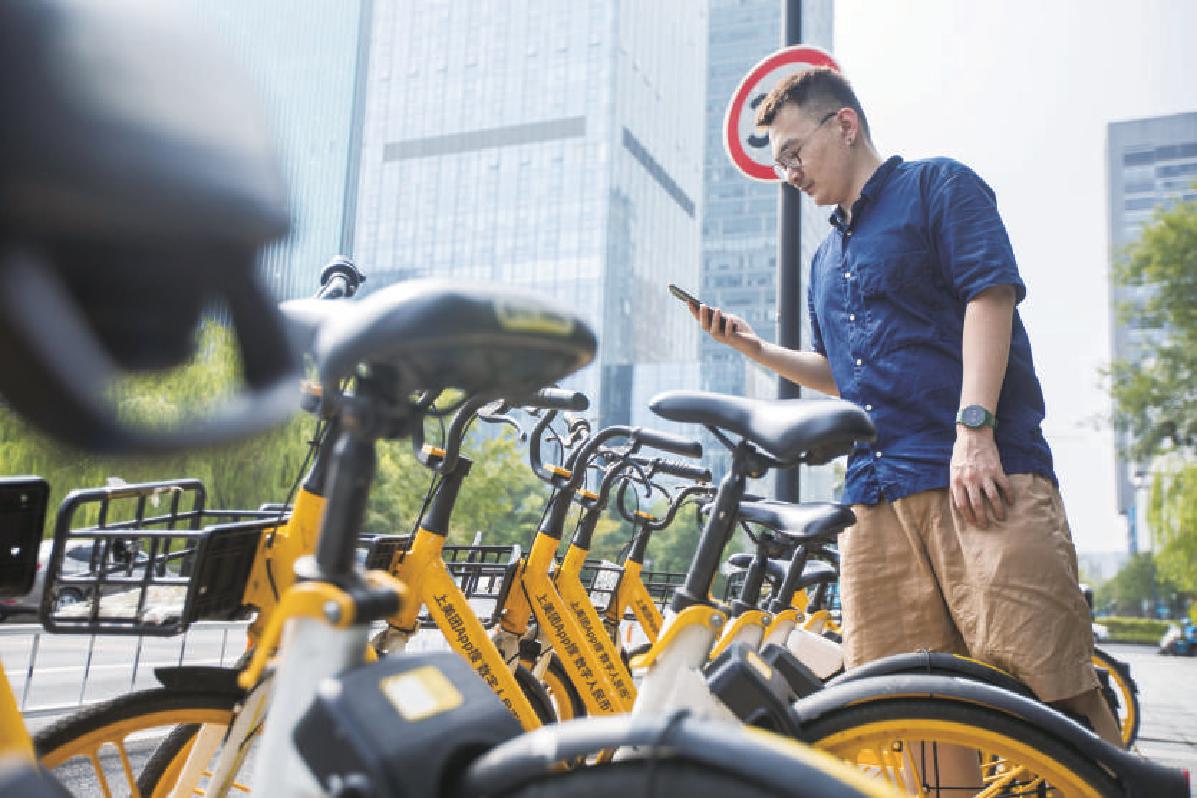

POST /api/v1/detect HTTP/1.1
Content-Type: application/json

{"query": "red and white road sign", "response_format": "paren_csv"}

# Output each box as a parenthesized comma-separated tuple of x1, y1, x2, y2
(723, 45, 840, 182)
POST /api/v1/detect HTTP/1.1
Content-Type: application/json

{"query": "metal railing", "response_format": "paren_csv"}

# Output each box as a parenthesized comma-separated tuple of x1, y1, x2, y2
(0, 621, 249, 720)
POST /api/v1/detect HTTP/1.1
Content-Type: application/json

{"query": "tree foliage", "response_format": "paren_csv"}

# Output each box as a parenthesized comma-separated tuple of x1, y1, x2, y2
(1, 322, 717, 586)
(1093, 552, 1180, 617)
(0, 324, 313, 533)
(1108, 194, 1197, 612)
(1110, 195, 1197, 459)
(1147, 464, 1197, 593)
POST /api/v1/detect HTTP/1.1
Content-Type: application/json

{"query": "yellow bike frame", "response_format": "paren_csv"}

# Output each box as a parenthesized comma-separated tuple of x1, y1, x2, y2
(0, 668, 34, 759)
(604, 557, 664, 643)
(386, 527, 545, 730)
(497, 525, 630, 715)
(554, 538, 637, 709)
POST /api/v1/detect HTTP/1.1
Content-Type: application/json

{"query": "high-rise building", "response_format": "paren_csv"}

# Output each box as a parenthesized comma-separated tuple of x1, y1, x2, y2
(353, 1, 708, 427)
(700, 0, 834, 495)
(188, 0, 370, 301)
(1107, 111, 1197, 552)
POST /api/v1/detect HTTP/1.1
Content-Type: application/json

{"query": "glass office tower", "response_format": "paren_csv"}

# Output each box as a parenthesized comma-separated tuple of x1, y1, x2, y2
(354, 1, 708, 426)
(700, 0, 835, 495)
(1107, 111, 1197, 552)
(186, 0, 369, 301)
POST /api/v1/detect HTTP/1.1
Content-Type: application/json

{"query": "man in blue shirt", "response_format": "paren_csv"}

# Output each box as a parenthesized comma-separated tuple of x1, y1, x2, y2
(693, 68, 1120, 750)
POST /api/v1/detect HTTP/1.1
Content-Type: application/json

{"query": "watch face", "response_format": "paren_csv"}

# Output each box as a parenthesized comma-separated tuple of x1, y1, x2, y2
(962, 406, 985, 427)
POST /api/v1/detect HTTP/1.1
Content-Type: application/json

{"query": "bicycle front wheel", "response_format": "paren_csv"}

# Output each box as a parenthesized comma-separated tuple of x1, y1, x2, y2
(35, 687, 240, 797)
(799, 697, 1120, 797)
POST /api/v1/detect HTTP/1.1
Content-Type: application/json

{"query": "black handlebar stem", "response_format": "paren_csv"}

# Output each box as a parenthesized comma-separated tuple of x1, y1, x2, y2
(420, 457, 472, 537)
(671, 439, 756, 613)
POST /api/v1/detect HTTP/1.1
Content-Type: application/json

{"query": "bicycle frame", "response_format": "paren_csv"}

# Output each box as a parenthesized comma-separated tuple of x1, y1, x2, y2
(0, 667, 34, 759)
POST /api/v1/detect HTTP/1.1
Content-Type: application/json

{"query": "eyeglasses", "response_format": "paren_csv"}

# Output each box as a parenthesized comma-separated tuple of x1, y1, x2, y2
(772, 111, 837, 180)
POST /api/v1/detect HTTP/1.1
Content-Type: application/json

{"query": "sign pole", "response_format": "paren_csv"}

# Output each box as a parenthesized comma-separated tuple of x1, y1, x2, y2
(775, 0, 803, 503)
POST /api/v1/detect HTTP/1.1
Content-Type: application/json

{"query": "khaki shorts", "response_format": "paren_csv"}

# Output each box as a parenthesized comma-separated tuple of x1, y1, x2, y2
(839, 473, 1099, 703)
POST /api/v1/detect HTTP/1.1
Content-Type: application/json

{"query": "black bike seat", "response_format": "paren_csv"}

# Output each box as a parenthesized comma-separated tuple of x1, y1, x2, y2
(727, 552, 786, 586)
(305, 280, 596, 398)
(735, 501, 856, 543)
(726, 553, 837, 592)
(793, 559, 838, 590)
(648, 391, 875, 465)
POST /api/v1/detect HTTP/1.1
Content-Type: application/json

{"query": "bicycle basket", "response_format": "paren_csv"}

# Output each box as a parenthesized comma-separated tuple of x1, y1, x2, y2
(40, 479, 284, 636)
(575, 559, 624, 615)
(358, 533, 410, 572)
(642, 568, 685, 611)
(399, 543, 522, 629)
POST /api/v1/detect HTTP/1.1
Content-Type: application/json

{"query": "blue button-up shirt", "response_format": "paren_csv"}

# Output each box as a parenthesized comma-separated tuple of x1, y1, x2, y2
(808, 155, 1055, 505)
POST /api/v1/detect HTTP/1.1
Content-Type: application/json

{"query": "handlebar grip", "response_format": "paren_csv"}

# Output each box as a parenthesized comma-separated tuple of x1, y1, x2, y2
(653, 459, 711, 482)
(636, 428, 702, 459)
(518, 388, 589, 412)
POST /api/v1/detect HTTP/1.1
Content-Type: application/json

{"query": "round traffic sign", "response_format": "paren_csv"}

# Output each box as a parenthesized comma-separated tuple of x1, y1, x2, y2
(723, 45, 840, 182)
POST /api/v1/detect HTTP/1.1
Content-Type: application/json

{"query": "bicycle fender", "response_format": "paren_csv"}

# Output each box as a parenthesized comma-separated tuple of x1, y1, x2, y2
(826, 650, 1037, 701)
(456, 712, 885, 798)
(153, 666, 244, 696)
(790, 674, 1188, 798)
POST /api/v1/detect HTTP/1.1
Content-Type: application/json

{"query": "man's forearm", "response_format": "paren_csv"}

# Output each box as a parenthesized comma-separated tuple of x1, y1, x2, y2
(749, 341, 839, 397)
(960, 286, 1016, 413)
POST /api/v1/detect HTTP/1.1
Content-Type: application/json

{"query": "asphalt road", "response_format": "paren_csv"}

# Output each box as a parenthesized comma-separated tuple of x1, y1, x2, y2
(1102, 642, 1197, 791)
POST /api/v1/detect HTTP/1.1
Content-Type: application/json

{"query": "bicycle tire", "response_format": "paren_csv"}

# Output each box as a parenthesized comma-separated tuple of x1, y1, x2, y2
(34, 687, 240, 797)
(513, 663, 557, 725)
(132, 663, 555, 796)
(491, 758, 879, 798)
(798, 696, 1121, 797)
(1093, 647, 1140, 747)
(541, 655, 586, 721)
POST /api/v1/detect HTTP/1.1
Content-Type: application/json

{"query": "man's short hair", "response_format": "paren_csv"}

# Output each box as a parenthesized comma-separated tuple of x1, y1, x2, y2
(754, 67, 871, 141)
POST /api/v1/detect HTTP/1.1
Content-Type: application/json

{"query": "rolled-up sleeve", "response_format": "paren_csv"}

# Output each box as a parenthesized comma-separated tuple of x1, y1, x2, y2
(929, 165, 1026, 305)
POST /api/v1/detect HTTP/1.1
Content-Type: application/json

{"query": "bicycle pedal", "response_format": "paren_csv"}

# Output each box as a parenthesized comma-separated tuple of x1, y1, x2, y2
(294, 651, 522, 797)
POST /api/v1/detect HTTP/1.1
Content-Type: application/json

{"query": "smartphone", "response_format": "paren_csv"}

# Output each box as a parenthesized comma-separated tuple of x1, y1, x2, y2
(668, 283, 728, 333)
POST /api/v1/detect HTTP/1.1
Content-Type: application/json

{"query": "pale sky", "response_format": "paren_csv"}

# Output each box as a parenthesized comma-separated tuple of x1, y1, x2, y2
(833, 0, 1197, 553)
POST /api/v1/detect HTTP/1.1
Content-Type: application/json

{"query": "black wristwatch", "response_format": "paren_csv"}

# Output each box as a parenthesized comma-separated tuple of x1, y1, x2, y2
(956, 404, 997, 430)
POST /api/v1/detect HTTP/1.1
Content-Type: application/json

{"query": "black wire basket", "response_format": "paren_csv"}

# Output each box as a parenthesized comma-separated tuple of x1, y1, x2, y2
(40, 479, 284, 636)
(381, 541, 522, 629)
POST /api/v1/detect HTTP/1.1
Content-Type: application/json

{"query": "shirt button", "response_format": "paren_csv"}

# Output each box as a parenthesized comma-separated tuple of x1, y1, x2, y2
(849, 314, 856, 321)
(855, 358, 863, 366)
(865, 404, 873, 411)
(875, 451, 883, 458)
(844, 272, 852, 279)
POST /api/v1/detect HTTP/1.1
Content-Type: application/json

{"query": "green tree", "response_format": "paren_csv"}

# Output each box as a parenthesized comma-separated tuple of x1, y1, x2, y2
(1109, 194, 1197, 458)
(1147, 465, 1197, 593)
(1094, 552, 1179, 617)
(1108, 193, 1197, 603)
(0, 323, 312, 533)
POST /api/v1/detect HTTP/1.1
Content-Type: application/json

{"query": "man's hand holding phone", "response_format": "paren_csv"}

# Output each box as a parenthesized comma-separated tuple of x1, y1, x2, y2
(669, 283, 762, 358)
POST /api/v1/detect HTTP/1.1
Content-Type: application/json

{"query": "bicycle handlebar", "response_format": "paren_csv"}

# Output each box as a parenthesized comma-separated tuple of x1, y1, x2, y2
(515, 388, 588, 412)
(648, 457, 711, 483)
(634, 428, 702, 458)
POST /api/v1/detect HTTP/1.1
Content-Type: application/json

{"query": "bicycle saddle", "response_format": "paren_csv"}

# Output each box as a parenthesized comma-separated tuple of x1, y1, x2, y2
(306, 280, 597, 400)
(726, 554, 837, 592)
(709, 500, 855, 544)
(648, 391, 875, 465)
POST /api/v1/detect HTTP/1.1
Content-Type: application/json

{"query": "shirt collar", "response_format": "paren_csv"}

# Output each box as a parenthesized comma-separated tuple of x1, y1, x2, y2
(829, 155, 904, 232)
